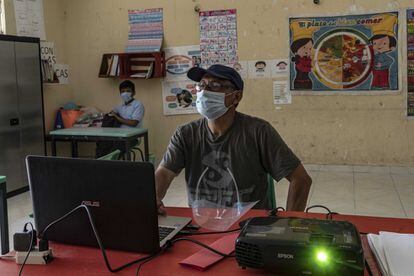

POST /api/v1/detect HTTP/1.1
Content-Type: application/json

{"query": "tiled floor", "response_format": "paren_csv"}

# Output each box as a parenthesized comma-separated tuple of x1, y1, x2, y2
(164, 164, 414, 219)
(3, 164, 414, 252)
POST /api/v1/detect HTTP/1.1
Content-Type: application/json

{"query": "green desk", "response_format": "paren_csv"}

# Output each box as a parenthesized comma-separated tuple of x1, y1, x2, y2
(49, 127, 149, 161)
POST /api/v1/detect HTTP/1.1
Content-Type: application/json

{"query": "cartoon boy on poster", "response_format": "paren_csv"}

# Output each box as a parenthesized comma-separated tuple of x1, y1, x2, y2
(290, 21, 317, 90)
(369, 14, 398, 89)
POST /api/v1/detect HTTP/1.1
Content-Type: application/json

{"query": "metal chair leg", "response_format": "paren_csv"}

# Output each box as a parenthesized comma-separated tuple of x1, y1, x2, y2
(130, 147, 144, 162)
(130, 150, 136, 162)
(137, 148, 144, 162)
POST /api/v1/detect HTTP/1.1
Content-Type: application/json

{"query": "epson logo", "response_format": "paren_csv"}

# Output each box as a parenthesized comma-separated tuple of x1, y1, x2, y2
(82, 200, 100, 207)
(277, 253, 294, 259)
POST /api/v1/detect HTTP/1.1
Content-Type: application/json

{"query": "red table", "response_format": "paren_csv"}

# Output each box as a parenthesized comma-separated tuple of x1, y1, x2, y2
(1, 207, 414, 275)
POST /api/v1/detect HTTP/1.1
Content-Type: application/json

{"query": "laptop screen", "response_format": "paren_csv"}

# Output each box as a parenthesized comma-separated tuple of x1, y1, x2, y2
(26, 156, 160, 253)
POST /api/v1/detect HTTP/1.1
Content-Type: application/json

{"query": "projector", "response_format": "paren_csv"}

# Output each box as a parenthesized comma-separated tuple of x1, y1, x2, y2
(235, 216, 364, 275)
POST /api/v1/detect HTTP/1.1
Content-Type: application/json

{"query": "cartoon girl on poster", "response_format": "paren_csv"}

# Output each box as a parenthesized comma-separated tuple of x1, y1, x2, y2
(369, 14, 398, 89)
(290, 21, 316, 90)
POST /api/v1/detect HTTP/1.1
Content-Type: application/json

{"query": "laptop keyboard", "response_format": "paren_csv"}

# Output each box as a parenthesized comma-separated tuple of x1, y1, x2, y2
(159, 226, 176, 241)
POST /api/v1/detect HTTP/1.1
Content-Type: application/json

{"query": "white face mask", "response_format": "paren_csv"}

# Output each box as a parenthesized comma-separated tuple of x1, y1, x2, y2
(196, 90, 235, 120)
(120, 92, 132, 103)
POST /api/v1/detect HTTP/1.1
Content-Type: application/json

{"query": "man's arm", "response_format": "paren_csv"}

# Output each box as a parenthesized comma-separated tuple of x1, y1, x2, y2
(109, 111, 139, 127)
(285, 164, 312, 211)
(155, 165, 177, 215)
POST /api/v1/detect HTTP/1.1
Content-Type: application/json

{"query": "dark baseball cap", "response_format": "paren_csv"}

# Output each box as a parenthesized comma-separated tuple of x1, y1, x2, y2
(187, 64, 244, 90)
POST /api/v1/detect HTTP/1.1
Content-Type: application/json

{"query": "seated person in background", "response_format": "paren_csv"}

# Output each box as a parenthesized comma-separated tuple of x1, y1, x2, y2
(95, 80, 144, 158)
(155, 64, 312, 214)
(109, 80, 144, 128)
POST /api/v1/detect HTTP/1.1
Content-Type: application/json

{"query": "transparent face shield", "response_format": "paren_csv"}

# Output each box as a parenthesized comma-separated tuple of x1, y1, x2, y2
(192, 166, 258, 231)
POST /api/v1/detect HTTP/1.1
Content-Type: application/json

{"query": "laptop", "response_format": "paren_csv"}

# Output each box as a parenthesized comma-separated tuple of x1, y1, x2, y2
(26, 155, 191, 253)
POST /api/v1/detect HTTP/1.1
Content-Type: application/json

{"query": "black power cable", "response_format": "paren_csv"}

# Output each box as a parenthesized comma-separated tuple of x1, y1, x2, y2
(135, 246, 166, 276)
(29, 204, 240, 276)
(306, 204, 332, 214)
(167, 237, 235, 258)
(18, 222, 34, 276)
(305, 204, 338, 220)
(179, 228, 241, 236)
(268, 206, 286, 216)
(40, 204, 154, 273)
(135, 236, 236, 276)
(39, 204, 237, 274)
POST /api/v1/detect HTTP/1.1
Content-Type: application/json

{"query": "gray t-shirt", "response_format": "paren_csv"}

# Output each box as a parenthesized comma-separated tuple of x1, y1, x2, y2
(160, 112, 301, 209)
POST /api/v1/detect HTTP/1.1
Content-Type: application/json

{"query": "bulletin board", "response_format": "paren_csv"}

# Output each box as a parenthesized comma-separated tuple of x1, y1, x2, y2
(289, 12, 399, 92)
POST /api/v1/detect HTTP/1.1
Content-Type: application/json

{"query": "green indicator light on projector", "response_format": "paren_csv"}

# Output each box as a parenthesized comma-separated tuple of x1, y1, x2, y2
(316, 251, 329, 263)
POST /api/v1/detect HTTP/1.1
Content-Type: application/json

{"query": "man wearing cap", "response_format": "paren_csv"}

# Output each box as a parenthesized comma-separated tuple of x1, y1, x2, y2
(155, 64, 312, 214)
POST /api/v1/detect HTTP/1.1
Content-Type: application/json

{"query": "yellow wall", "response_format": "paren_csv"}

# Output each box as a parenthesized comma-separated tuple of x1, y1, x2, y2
(5, 0, 414, 165)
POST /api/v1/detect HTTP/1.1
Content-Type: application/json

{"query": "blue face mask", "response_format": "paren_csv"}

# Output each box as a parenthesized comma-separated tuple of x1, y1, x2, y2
(120, 92, 133, 103)
(196, 90, 235, 120)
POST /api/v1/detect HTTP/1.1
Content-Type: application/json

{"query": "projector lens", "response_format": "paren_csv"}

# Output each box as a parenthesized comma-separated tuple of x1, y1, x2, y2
(316, 251, 328, 262)
(314, 249, 332, 271)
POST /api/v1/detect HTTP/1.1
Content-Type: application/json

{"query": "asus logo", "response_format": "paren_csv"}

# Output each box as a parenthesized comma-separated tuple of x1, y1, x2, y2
(277, 253, 294, 259)
(82, 201, 100, 207)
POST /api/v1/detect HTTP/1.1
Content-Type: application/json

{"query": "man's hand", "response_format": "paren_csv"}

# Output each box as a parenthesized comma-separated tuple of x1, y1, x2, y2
(155, 166, 177, 215)
(285, 164, 312, 211)
(157, 200, 167, 216)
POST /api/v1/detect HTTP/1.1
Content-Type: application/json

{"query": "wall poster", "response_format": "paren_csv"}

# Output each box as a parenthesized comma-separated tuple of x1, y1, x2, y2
(289, 12, 399, 92)
(165, 45, 201, 82)
(162, 81, 198, 116)
(248, 60, 271, 79)
(231, 61, 248, 79)
(126, 8, 163, 53)
(407, 9, 414, 117)
(14, 0, 46, 40)
(199, 9, 238, 68)
(270, 59, 289, 77)
(273, 81, 292, 105)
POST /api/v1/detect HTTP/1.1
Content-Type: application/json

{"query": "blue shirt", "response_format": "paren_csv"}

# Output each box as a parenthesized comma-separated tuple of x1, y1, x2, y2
(113, 99, 145, 128)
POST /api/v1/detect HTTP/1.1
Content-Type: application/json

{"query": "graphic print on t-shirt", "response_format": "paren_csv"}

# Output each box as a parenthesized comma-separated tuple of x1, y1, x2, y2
(193, 149, 248, 205)
(196, 150, 239, 208)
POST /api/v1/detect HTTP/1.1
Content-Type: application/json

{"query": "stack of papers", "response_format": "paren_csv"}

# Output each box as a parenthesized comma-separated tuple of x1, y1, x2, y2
(367, 231, 414, 276)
